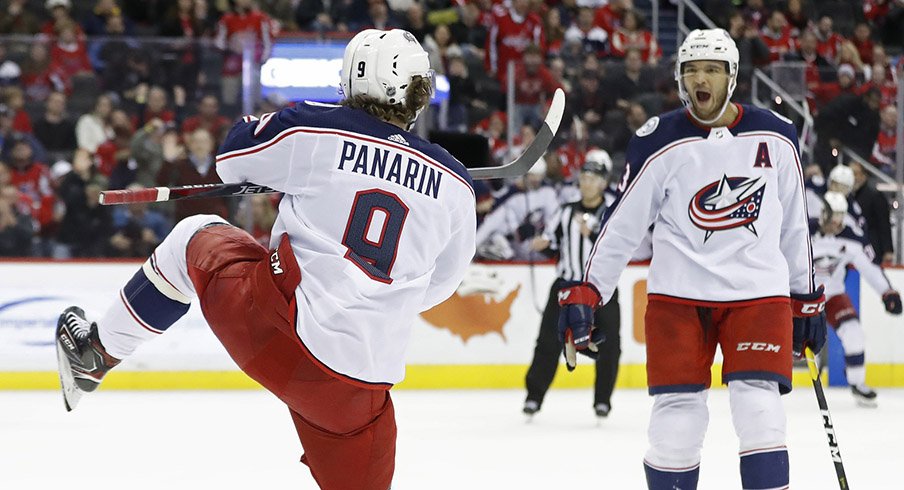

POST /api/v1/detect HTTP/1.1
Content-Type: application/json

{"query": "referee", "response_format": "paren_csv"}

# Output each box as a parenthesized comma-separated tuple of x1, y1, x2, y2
(523, 150, 621, 418)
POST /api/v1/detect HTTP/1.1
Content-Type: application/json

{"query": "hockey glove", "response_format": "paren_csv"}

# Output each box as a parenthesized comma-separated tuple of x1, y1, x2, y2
(790, 286, 827, 358)
(883, 291, 902, 315)
(557, 281, 604, 372)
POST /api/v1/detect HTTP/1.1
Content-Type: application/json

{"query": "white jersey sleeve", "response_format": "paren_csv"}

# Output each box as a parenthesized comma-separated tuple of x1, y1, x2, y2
(584, 138, 665, 303)
(775, 126, 816, 295)
(846, 235, 893, 294)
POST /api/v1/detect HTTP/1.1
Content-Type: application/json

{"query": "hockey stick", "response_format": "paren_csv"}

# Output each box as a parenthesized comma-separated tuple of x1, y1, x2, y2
(805, 347, 850, 490)
(99, 89, 566, 205)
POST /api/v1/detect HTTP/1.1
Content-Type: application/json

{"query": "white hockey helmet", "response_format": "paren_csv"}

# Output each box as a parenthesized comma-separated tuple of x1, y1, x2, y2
(828, 165, 855, 195)
(675, 28, 739, 124)
(582, 149, 613, 177)
(820, 191, 848, 231)
(340, 29, 432, 107)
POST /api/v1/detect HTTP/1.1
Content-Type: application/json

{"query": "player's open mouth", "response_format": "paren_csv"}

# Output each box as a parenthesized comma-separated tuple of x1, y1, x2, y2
(696, 91, 711, 103)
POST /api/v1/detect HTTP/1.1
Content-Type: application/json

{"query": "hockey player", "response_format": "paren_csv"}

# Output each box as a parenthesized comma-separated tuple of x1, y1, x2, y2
(474, 157, 559, 260)
(523, 155, 621, 419)
(811, 191, 901, 407)
(55, 29, 476, 490)
(557, 29, 827, 489)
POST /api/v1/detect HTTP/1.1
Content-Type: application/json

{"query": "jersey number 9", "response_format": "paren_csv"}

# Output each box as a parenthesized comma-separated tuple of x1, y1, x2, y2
(342, 189, 409, 284)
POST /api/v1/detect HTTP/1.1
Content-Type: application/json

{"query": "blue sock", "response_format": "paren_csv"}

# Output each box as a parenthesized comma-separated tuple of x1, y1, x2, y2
(739, 449, 789, 489)
(644, 462, 699, 490)
(121, 267, 190, 333)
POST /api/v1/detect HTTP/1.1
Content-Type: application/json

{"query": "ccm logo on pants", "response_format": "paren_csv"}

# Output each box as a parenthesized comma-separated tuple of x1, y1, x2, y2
(736, 342, 781, 352)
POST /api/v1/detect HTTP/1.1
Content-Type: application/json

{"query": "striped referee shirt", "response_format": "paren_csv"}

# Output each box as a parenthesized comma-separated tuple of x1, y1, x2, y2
(548, 198, 610, 281)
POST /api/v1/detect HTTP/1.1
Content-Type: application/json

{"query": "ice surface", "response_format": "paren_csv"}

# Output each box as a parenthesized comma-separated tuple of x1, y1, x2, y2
(1, 388, 899, 489)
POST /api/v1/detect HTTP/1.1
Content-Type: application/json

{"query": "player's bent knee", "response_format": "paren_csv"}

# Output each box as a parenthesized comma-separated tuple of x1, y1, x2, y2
(729, 380, 785, 452)
(645, 391, 708, 469)
(835, 319, 865, 355)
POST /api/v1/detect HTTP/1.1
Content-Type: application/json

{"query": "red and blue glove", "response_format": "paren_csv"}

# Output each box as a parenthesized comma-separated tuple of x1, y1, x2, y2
(883, 290, 902, 315)
(790, 286, 827, 358)
(557, 281, 604, 371)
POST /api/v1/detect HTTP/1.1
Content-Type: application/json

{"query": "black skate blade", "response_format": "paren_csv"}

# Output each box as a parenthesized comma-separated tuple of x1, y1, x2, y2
(55, 339, 83, 412)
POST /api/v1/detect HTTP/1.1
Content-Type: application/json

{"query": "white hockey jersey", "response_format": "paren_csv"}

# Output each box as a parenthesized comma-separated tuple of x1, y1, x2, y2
(216, 101, 476, 387)
(475, 185, 559, 260)
(585, 105, 815, 305)
(811, 223, 891, 298)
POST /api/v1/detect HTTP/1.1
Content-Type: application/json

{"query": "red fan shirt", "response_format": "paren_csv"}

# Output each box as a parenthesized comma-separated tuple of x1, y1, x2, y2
(485, 8, 544, 78)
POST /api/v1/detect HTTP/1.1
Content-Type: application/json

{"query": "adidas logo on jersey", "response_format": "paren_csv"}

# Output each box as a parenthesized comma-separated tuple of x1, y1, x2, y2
(388, 134, 409, 146)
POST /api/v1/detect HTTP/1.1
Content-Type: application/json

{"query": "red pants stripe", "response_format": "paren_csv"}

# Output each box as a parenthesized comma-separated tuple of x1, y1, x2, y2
(186, 224, 395, 490)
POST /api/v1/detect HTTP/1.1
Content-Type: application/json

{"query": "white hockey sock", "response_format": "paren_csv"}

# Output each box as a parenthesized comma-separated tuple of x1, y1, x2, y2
(97, 215, 228, 359)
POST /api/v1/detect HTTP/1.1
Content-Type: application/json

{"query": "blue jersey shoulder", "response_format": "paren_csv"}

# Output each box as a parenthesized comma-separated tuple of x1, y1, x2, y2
(221, 101, 473, 189)
(731, 104, 800, 152)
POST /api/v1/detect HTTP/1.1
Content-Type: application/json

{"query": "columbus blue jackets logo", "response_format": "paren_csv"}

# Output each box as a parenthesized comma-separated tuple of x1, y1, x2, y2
(688, 175, 766, 242)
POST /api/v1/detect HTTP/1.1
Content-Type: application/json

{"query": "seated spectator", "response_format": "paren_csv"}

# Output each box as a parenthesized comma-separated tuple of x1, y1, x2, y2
(56, 149, 111, 257)
(0, 109, 48, 164)
(49, 20, 93, 80)
(445, 55, 484, 132)
(500, 44, 562, 130)
(2, 86, 33, 134)
(813, 64, 860, 110)
(181, 94, 229, 143)
(564, 7, 609, 57)
(363, 0, 399, 30)
(401, 2, 429, 42)
(609, 9, 660, 65)
(76, 94, 113, 153)
(83, 0, 133, 36)
(160, 0, 215, 37)
(812, 15, 846, 64)
(6, 135, 56, 252)
(782, 0, 811, 37)
(132, 86, 176, 128)
(108, 183, 171, 257)
(784, 30, 834, 89)
(0, 43, 22, 87)
(852, 22, 874, 65)
(0, 0, 40, 35)
(569, 69, 610, 145)
(423, 24, 462, 76)
(215, 0, 276, 108)
(760, 10, 794, 62)
(607, 101, 647, 154)
(449, 2, 488, 62)
(0, 178, 33, 256)
(867, 63, 897, 108)
(128, 118, 172, 188)
(20, 41, 65, 102)
(96, 109, 134, 183)
(155, 127, 228, 222)
(484, 0, 545, 80)
(544, 7, 567, 57)
(41, 0, 84, 40)
(33, 91, 77, 163)
(871, 104, 897, 175)
(593, 0, 630, 37)
(727, 11, 770, 103)
(605, 48, 655, 112)
(837, 40, 866, 79)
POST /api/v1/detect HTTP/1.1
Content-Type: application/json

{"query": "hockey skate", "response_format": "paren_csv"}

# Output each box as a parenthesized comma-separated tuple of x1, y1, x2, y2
(851, 384, 878, 408)
(55, 306, 120, 411)
(594, 403, 610, 418)
(522, 400, 540, 419)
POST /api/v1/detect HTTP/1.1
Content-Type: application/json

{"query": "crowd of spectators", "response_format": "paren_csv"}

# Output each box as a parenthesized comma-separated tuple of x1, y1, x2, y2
(0, 0, 900, 263)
